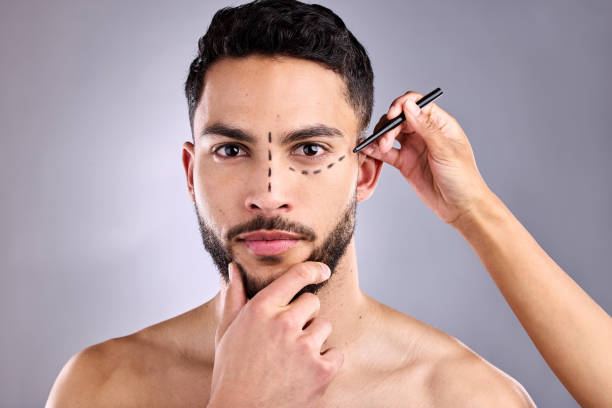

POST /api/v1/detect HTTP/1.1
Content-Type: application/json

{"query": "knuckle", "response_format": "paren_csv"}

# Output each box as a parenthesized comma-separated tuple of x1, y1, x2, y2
(277, 311, 299, 332)
(300, 292, 320, 308)
(424, 109, 447, 132)
(246, 299, 267, 319)
(298, 334, 319, 352)
(316, 360, 337, 381)
(404, 90, 423, 100)
(390, 96, 402, 108)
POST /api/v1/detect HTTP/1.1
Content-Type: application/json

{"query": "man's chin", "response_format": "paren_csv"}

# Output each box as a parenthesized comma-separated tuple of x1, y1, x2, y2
(233, 259, 327, 302)
(231, 261, 290, 300)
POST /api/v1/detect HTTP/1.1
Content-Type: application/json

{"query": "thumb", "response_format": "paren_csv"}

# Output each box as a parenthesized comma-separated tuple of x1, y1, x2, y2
(215, 262, 247, 346)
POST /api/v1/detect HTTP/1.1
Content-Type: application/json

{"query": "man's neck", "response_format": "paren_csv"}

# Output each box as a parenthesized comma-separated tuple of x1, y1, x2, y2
(208, 240, 375, 364)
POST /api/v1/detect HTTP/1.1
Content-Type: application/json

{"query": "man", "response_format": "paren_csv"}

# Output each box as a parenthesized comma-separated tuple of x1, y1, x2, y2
(47, 0, 536, 406)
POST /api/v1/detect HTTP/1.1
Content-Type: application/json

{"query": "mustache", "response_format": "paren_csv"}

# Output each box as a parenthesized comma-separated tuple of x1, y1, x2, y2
(226, 215, 316, 242)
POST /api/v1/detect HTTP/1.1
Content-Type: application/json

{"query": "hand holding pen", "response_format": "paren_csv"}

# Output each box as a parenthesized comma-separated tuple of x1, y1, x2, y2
(359, 89, 612, 408)
(357, 89, 490, 226)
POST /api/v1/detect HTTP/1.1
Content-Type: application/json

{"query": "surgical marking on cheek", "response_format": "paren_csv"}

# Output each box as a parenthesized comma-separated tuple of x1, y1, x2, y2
(287, 154, 347, 175)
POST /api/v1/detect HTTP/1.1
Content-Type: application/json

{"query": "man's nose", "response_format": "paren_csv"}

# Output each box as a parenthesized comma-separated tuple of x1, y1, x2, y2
(244, 160, 293, 216)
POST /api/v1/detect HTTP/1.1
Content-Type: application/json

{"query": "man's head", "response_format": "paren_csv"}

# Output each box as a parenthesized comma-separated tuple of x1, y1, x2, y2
(182, 0, 382, 300)
(184, 0, 374, 138)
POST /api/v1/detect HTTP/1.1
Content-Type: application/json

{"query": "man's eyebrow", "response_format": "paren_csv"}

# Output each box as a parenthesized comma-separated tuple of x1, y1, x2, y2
(200, 123, 256, 144)
(280, 125, 344, 145)
(200, 123, 344, 144)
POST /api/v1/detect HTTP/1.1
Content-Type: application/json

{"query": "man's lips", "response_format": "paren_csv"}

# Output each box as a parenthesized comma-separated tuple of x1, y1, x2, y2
(237, 230, 302, 256)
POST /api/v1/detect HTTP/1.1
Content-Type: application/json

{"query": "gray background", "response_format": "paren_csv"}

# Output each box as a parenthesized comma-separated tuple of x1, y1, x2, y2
(1, 0, 610, 406)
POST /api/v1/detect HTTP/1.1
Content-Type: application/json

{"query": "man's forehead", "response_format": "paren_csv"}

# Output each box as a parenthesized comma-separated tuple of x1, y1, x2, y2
(194, 55, 359, 138)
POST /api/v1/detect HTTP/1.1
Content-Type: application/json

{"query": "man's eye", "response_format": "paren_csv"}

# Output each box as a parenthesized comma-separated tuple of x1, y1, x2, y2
(213, 144, 246, 158)
(294, 143, 327, 157)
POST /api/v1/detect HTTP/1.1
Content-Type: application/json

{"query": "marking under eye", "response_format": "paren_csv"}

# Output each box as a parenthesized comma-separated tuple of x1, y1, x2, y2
(268, 168, 271, 177)
(268, 182, 271, 192)
(288, 153, 345, 175)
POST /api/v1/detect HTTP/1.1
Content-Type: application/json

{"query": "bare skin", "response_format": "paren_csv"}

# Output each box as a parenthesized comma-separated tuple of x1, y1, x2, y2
(46, 260, 532, 407)
(46, 56, 535, 407)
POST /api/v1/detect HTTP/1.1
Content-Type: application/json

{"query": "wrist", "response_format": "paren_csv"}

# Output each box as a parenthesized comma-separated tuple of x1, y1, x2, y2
(449, 189, 506, 237)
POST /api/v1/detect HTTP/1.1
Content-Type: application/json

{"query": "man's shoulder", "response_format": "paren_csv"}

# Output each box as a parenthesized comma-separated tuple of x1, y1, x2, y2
(45, 304, 216, 408)
(421, 347, 536, 407)
(374, 301, 535, 407)
(45, 333, 156, 407)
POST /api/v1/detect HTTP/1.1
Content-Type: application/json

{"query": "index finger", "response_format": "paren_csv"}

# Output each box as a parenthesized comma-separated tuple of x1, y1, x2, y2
(387, 90, 436, 119)
(253, 262, 331, 308)
(379, 91, 441, 153)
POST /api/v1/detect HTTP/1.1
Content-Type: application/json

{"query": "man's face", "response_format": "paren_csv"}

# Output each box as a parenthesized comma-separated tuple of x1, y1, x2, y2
(185, 55, 364, 300)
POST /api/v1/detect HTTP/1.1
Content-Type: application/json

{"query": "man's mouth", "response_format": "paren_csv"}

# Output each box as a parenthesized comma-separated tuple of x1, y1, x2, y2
(236, 230, 302, 256)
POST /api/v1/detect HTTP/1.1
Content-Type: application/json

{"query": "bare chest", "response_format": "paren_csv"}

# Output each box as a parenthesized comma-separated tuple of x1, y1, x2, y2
(117, 365, 432, 408)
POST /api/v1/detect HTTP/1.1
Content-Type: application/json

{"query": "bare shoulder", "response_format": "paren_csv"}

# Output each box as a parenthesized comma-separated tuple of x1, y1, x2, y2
(45, 304, 215, 407)
(425, 345, 536, 407)
(45, 336, 132, 407)
(371, 300, 535, 407)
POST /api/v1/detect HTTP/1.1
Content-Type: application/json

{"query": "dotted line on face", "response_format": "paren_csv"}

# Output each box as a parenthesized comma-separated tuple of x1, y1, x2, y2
(268, 132, 272, 193)
(288, 154, 346, 175)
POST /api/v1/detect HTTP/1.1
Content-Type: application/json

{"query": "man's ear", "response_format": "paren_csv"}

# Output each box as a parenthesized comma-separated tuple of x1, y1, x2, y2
(182, 141, 196, 204)
(356, 150, 383, 203)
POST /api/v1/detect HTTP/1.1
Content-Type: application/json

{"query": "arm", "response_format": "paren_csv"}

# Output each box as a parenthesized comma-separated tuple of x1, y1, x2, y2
(451, 190, 612, 408)
(363, 90, 612, 408)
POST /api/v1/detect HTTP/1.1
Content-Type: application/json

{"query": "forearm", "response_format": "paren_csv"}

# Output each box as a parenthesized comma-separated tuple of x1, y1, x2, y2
(452, 190, 612, 408)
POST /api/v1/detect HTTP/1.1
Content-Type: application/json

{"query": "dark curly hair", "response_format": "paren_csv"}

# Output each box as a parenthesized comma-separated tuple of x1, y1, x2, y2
(184, 0, 374, 140)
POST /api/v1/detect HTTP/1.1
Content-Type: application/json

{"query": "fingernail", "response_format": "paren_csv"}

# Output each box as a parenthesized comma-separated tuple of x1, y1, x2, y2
(363, 144, 375, 154)
(228, 263, 234, 282)
(322, 264, 331, 279)
(388, 105, 399, 118)
(406, 100, 421, 117)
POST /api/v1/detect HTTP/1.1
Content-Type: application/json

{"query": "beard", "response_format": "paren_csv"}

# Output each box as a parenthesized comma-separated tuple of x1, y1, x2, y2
(194, 194, 356, 303)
